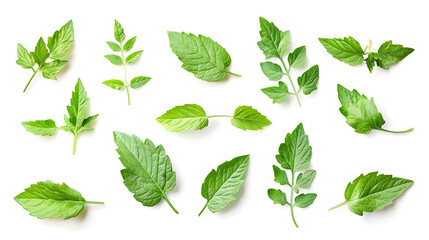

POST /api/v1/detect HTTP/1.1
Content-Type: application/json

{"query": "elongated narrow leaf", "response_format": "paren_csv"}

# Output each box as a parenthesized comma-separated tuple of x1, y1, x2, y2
(260, 61, 284, 80)
(231, 106, 271, 131)
(200, 155, 250, 215)
(298, 65, 319, 95)
(268, 188, 288, 206)
(319, 37, 364, 66)
(106, 41, 121, 52)
(156, 104, 209, 132)
(126, 50, 143, 64)
(22, 119, 57, 136)
(113, 132, 178, 213)
(330, 172, 413, 216)
(14, 180, 103, 219)
(130, 76, 151, 89)
(47, 20, 74, 60)
(103, 79, 125, 90)
(105, 54, 123, 65)
(123, 36, 137, 51)
(294, 193, 317, 208)
(16, 44, 35, 68)
(32, 37, 49, 66)
(376, 40, 414, 69)
(257, 17, 290, 59)
(261, 81, 290, 104)
(168, 31, 234, 82)
(288, 46, 306, 68)
(66, 79, 90, 130)
(114, 20, 125, 43)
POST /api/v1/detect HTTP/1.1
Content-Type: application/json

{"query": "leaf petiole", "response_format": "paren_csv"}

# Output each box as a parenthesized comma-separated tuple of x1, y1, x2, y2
(208, 115, 232, 118)
(376, 127, 414, 133)
(226, 71, 242, 77)
(23, 67, 39, 93)
(290, 171, 299, 228)
(162, 193, 179, 214)
(328, 201, 348, 211)
(84, 201, 105, 205)
(280, 58, 301, 107)
(72, 133, 78, 155)
(198, 202, 208, 217)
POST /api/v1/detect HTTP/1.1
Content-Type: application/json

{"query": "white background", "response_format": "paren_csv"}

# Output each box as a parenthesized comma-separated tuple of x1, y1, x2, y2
(1, 0, 427, 239)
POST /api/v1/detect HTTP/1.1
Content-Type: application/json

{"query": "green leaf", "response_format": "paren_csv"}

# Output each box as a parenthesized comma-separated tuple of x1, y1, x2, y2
(126, 50, 143, 64)
(106, 41, 121, 52)
(231, 106, 272, 131)
(130, 76, 151, 89)
(337, 84, 385, 134)
(365, 52, 377, 73)
(22, 119, 58, 136)
(260, 61, 284, 80)
(47, 20, 74, 60)
(319, 37, 364, 66)
(268, 188, 288, 206)
(330, 172, 413, 216)
(113, 132, 178, 214)
(80, 114, 99, 132)
(273, 165, 289, 185)
(296, 170, 316, 189)
(261, 81, 290, 104)
(16, 43, 35, 68)
(14, 180, 103, 220)
(168, 31, 236, 82)
(276, 123, 312, 172)
(376, 40, 414, 69)
(103, 79, 125, 90)
(298, 65, 319, 95)
(156, 104, 209, 132)
(288, 46, 306, 68)
(31, 37, 49, 66)
(199, 155, 250, 215)
(66, 79, 90, 130)
(123, 36, 137, 51)
(257, 17, 290, 59)
(39, 60, 68, 80)
(105, 54, 123, 65)
(114, 19, 125, 43)
(294, 193, 317, 208)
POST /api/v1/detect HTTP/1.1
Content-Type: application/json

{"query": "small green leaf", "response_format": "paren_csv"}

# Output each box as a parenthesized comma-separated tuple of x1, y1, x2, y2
(114, 19, 125, 43)
(260, 61, 284, 80)
(288, 46, 306, 68)
(80, 114, 99, 133)
(105, 54, 123, 65)
(47, 20, 74, 60)
(294, 193, 317, 208)
(273, 165, 289, 185)
(103, 79, 125, 90)
(106, 41, 121, 52)
(296, 170, 316, 189)
(257, 17, 290, 59)
(130, 76, 151, 89)
(39, 60, 68, 80)
(261, 81, 290, 104)
(16, 44, 35, 69)
(319, 37, 364, 66)
(231, 106, 271, 131)
(376, 40, 414, 69)
(123, 36, 137, 51)
(156, 104, 209, 132)
(126, 50, 143, 64)
(268, 188, 288, 206)
(365, 53, 377, 73)
(22, 119, 58, 136)
(32, 37, 49, 66)
(298, 65, 319, 95)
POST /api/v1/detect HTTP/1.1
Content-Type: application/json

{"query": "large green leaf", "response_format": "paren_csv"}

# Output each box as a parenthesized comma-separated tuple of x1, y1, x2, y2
(319, 37, 364, 66)
(376, 40, 414, 69)
(257, 17, 290, 59)
(199, 155, 250, 215)
(113, 132, 178, 213)
(168, 31, 235, 82)
(22, 119, 58, 136)
(156, 104, 208, 132)
(14, 180, 103, 220)
(330, 172, 413, 216)
(231, 106, 272, 131)
(47, 20, 74, 60)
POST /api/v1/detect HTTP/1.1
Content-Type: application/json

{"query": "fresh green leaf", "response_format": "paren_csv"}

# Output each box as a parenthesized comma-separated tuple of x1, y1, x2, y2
(126, 50, 143, 64)
(273, 165, 289, 186)
(231, 106, 272, 131)
(296, 170, 316, 189)
(329, 172, 413, 216)
(113, 132, 179, 214)
(319, 37, 364, 66)
(21, 120, 58, 136)
(106, 41, 121, 52)
(261, 81, 290, 104)
(168, 31, 239, 82)
(199, 155, 250, 216)
(294, 193, 317, 208)
(114, 19, 125, 43)
(16, 44, 35, 68)
(365, 53, 377, 73)
(268, 189, 288, 206)
(376, 40, 414, 69)
(32, 37, 49, 66)
(156, 104, 209, 132)
(14, 180, 103, 220)
(298, 65, 319, 95)
(260, 61, 284, 80)
(104, 54, 123, 65)
(47, 20, 74, 60)
(257, 17, 290, 59)
(123, 36, 137, 51)
(103, 79, 125, 90)
(130, 76, 151, 89)
(39, 60, 68, 80)
(288, 46, 306, 68)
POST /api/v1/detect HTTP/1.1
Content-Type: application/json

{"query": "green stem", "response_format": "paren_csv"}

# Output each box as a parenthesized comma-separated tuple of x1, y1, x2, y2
(226, 71, 242, 77)
(72, 134, 77, 155)
(377, 127, 414, 133)
(279, 58, 301, 107)
(328, 202, 348, 212)
(364, 39, 376, 54)
(290, 171, 299, 228)
(208, 115, 232, 118)
(85, 201, 105, 205)
(198, 203, 208, 217)
(162, 193, 179, 214)
(120, 43, 131, 105)
(23, 68, 38, 93)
